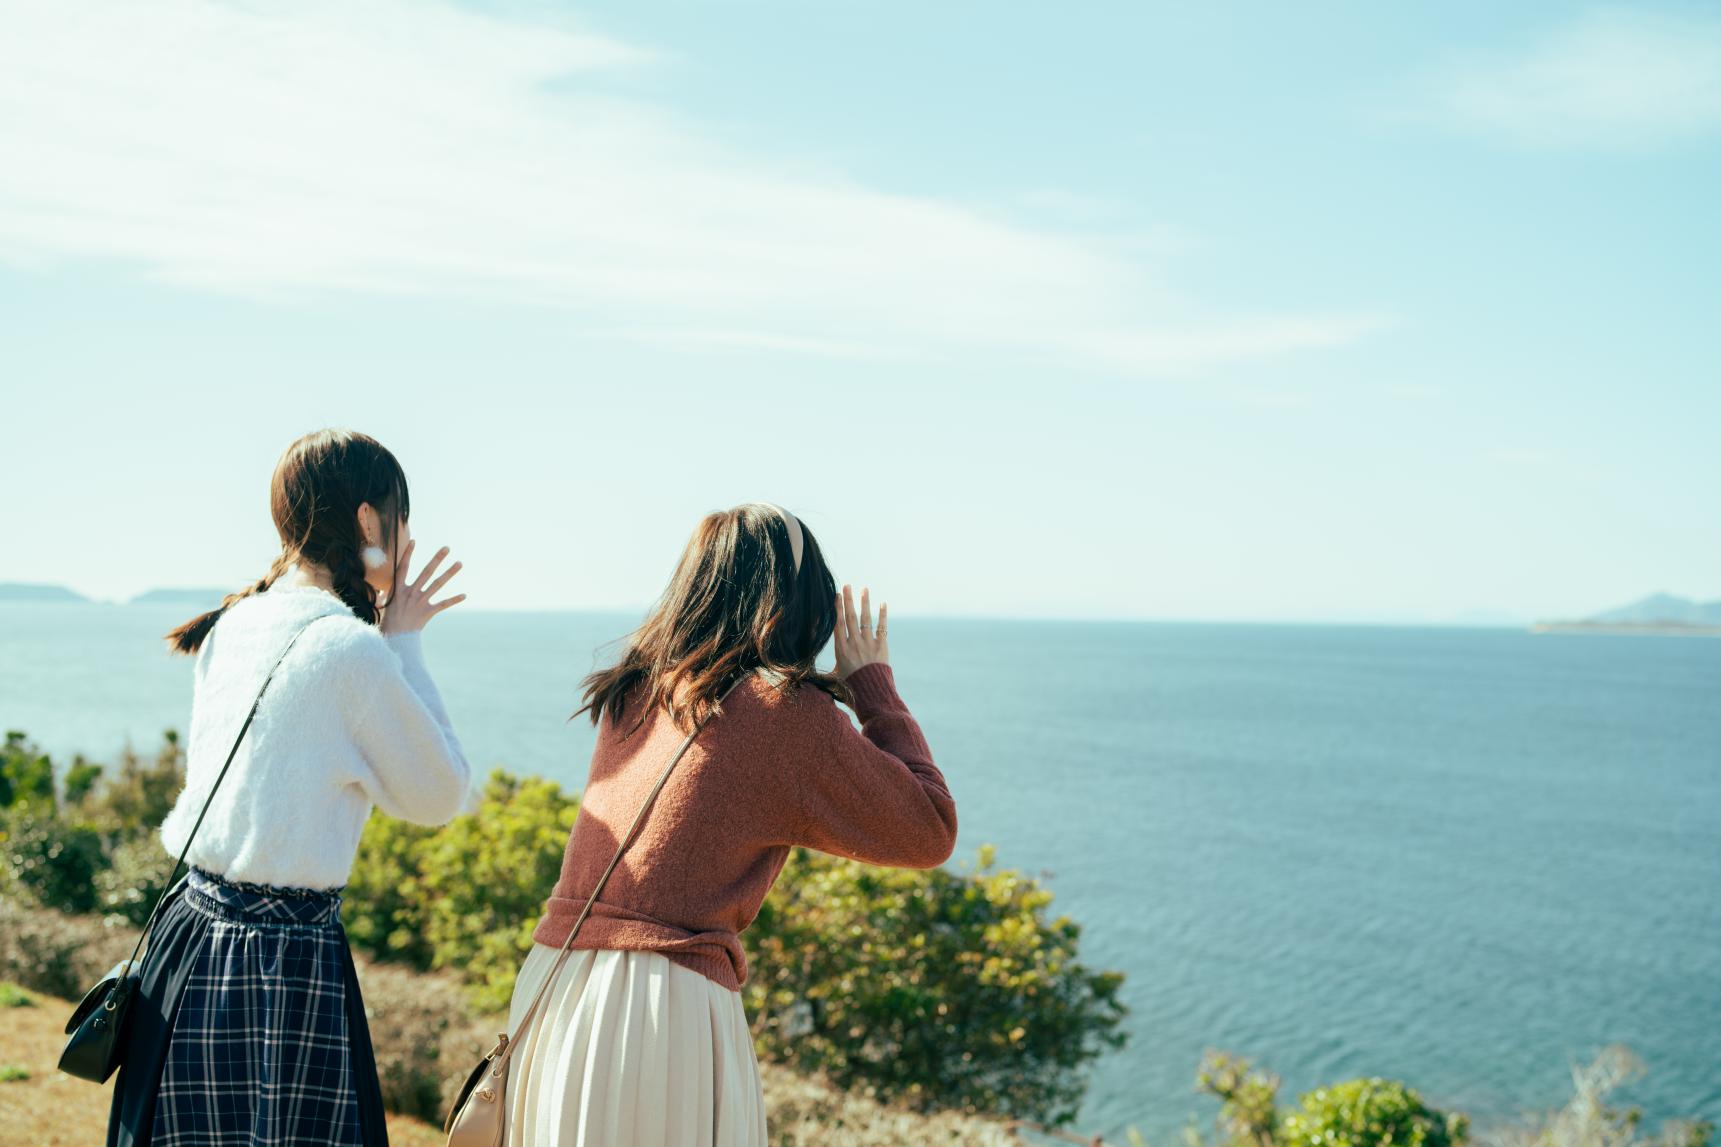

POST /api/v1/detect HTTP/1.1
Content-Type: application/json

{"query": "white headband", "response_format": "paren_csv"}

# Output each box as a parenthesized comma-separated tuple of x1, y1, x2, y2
(760, 502, 804, 573)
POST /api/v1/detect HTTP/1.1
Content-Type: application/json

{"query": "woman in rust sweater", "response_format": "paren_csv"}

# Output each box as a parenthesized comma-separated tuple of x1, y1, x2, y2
(500, 503, 957, 1146)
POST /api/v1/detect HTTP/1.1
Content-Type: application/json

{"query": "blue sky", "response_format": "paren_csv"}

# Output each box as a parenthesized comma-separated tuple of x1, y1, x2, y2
(1, 1, 1716, 621)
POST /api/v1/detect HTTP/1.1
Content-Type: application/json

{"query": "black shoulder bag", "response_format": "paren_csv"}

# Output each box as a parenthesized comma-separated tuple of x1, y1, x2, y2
(59, 618, 325, 1083)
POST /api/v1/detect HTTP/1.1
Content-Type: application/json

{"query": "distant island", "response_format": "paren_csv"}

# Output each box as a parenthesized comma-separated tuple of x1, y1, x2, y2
(0, 584, 233, 606)
(128, 587, 230, 606)
(0, 582, 89, 602)
(1534, 592, 1721, 637)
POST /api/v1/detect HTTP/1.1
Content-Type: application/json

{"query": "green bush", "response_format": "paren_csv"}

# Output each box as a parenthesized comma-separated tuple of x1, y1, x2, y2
(1194, 1051, 1467, 1147)
(1281, 1079, 1467, 1147)
(0, 811, 107, 913)
(345, 770, 580, 1010)
(0, 731, 184, 921)
(1197, 1051, 1281, 1147)
(79, 733, 184, 836)
(93, 834, 179, 926)
(344, 814, 439, 969)
(415, 772, 581, 1009)
(61, 758, 104, 805)
(744, 842, 1127, 1126)
(1, 731, 56, 810)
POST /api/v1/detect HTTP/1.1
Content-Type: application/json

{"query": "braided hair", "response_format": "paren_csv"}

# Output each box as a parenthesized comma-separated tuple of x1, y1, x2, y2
(166, 429, 410, 654)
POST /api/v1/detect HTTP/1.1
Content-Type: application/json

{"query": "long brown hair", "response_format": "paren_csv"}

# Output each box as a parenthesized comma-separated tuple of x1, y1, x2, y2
(165, 429, 410, 654)
(578, 504, 851, 734)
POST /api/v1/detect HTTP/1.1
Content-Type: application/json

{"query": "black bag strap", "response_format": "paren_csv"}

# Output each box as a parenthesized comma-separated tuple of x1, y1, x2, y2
(124, 614, 331, 972)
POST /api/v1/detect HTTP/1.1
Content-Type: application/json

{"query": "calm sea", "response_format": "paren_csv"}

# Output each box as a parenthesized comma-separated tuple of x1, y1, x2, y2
(3, 602, 1718, 1140)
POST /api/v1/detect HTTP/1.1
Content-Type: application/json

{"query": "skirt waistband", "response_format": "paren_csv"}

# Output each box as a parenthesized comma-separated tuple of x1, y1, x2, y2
(184, 866, 345, 928)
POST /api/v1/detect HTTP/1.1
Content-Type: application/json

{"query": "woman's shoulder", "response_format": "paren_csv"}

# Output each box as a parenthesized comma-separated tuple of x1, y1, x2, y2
(221, 588, 389, 676)
(315, 608, 376, 638)
(294, 611, 390, 664)
(596, 671, 841, 743)
(727, 671, 846, 733)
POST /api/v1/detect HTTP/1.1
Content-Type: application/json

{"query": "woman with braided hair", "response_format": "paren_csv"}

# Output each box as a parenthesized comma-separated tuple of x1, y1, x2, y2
(108, 428, 476, 1147)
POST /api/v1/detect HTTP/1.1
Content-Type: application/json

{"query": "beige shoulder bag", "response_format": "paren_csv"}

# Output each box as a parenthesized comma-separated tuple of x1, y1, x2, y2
(444, 678, 741, 1147)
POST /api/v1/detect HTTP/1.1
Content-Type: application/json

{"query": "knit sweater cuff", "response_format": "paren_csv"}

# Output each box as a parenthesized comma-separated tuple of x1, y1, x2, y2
(384, 630, 424, 663)
(845, 662, 902, 720)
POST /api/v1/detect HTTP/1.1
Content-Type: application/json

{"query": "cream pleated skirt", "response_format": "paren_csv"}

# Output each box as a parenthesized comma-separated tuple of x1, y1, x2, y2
(501, 943, 768, 1147)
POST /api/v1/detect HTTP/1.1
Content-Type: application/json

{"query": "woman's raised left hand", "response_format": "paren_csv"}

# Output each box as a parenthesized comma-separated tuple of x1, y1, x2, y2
(381, 540, 466, 634)
(833, 584, 889, 679)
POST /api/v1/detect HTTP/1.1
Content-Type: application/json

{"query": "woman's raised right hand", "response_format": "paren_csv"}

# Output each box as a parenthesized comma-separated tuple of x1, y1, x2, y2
(833, 584, 889, 679)
(381, 540, 466, 634)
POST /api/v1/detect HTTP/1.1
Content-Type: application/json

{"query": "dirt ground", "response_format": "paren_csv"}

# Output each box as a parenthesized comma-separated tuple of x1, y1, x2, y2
(0, 984, 445, 1147)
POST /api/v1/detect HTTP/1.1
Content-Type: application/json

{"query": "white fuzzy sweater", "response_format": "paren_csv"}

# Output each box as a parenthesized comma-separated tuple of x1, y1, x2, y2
(158, 580, 477, 890)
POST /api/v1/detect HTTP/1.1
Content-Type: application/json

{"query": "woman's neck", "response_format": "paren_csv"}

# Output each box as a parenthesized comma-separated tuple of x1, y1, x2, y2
(279, 560, 336, 592)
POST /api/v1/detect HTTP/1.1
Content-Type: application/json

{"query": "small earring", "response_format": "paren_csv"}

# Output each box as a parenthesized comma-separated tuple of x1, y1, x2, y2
(362, 546, 388, 570)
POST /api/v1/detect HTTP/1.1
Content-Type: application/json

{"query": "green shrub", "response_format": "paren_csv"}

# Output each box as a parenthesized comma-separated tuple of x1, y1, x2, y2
(1190, 1046, 1713, 1147)
(1194, 1051, 1467, 1147)
(345, 769, 580, 1009)
(1197, 1051, 1281, 1147)
(61, 758, 104, 805)
(0, 731, 187, 918)
(344, 814, 439, 968)
(0, 1065, 29, 1083)
(415, 772, 580, 1010)
(1281, 1079, 1467, 1147)
(81, 733, 184, 836)
(0, 982, 35, 1007)
(93, 834, 179, 926)
(1, 731, 56, 810)
(0, 811, 107, 913)
(744, 842, 1127, 1126)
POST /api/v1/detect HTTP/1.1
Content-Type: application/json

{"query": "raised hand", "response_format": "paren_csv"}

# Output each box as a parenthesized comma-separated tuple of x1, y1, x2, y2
(381, 540, 466, 634)
(833, 584, 889, 679)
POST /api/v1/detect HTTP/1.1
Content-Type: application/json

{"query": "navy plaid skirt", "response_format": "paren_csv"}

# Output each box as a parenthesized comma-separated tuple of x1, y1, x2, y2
(106, 867, 389, 1147)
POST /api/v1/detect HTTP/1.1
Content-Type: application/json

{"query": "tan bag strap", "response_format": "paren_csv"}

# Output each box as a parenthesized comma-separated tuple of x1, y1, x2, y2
(488, 675, 744, 1071)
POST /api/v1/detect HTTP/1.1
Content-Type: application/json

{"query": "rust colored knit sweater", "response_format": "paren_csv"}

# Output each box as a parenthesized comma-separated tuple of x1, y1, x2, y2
(530, 662, 958, 992)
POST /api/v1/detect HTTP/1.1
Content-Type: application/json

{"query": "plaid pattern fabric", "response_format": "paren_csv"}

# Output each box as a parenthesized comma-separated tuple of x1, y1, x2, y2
(148, 868, 365, 1147)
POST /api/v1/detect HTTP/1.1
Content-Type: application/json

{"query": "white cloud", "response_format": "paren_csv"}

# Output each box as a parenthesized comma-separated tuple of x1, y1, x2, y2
(1426, 7, 1721, 149)
(0, 0, 1382, 372)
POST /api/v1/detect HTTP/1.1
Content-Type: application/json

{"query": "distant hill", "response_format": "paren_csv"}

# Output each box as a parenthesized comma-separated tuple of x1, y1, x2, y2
(1533, 593, 1721, 636)
(0, 582, 89, 603)
(1590, 593, 1721, 625)
(128, 588, 230, 606)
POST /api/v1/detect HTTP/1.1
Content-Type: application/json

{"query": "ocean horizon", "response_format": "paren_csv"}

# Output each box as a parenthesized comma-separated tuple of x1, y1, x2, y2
(3, 601, 1718, 1141)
